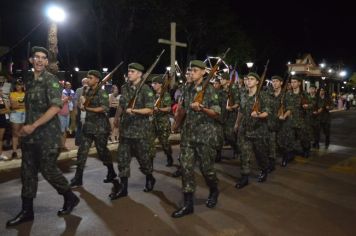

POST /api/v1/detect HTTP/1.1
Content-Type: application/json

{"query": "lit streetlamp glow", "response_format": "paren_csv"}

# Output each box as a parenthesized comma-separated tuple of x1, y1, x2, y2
(103, 68, 108, 72)
(339, 70, 347, 77)
(246, 62, 254, 68)
(46, 6, 66, 22)
(319, 63, 326, 68)
(74, 67, 79, 72)
(328, 69, 333, 73)
(291, 71, 296, 75)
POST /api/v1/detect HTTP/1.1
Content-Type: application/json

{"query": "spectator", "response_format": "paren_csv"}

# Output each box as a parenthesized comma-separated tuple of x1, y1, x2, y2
(9, 79, 25, 159)
(0, 88, 10, 161)
(63, 82, 76, 134)
(108, 85, 120, 142)
(58, 89, 70, 151)
(74, 78, 88, 146)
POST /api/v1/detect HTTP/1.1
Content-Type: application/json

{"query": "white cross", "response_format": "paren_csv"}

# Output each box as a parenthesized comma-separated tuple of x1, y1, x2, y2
(158, 22, 187, 86)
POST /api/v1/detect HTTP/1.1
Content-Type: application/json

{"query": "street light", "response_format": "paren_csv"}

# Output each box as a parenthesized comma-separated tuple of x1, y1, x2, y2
(291, 71, 296, 76)
(339, 70, 347, 77)
(46, 6, 66, 22)
(320, 63, 326, 68)
(246, 62, 254, 69)
(102, 68, 108, 72)
(74, 67, 79, 72)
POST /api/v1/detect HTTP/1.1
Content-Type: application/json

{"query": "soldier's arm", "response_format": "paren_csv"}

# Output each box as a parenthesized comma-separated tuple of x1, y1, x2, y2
(199, 86, 220, 119)
(156, 94, 172, 113)
(130, 86, 153, 116)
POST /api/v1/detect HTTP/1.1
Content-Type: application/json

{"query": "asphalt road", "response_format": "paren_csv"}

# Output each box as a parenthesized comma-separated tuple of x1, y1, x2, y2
(1, 110, 356, 236)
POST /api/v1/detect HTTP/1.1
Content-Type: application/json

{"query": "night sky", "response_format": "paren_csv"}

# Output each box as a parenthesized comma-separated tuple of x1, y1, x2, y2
(1, 0, 355, 79)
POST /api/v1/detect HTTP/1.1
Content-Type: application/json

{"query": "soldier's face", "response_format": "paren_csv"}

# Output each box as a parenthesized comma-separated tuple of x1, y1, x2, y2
(320, 88, 325, 96)
(213, 81, 221, 89)
(87, 75, 99, 87)
(30, 52, 48, 73)
(151, 82, 161, 91)
(247, 76, 258, 88)
(272, 79, 282, 90)
(291, 79, 300, 89)
(128, 69, 142, 82)
(309, 87, 316, 94)
(243, 77, 249, 87)
(190, 67, 205, 82)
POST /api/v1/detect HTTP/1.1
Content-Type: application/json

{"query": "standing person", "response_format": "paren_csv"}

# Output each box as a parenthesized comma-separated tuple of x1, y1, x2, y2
(6, 46, 79, 227)
(212, 77, 224, 163)
(0, 88, 10, 161)
(110, 63, 155, 200)
(63, 82, 76, 135)
(108, 85, 120, 143)
(234, 72, 270, 189)
(151, 75, 173, 166)
(58, 87, 71, 151)
(70, 70, 117, 187)
(9, 79, 26, 159)
(171, 60, 220, 218)
(74, 78, 88, 146)
(314, 87, 333, 148)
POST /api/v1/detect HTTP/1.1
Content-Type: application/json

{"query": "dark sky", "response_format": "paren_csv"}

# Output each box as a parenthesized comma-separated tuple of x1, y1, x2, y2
(1, 0, 355, 75)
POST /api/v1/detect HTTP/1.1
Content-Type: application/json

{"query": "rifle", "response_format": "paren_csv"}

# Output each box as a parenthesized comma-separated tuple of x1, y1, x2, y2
(127, 49, 165, 109)
(84, 61, 124, 107)
(252, 59, 270, 113)
(155, 69, 174, 108)
(227, 62, 237, 107)
(277, 72, 292, 117)
(193, 48, 230, 104)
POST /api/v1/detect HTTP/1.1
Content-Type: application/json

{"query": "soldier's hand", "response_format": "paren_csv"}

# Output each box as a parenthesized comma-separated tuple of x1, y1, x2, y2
(126, 108, 134, 115)
(279, 115, 285, 120)
(154, 107, 159, 113)
(20, 124, 36, 136)
(190, 102, 202, 112)
(226, 105, 234, 111)
(251, 111, 259, 118)
(302, 104, 309, 109)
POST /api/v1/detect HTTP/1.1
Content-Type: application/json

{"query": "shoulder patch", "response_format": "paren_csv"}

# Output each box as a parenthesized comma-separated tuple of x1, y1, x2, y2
(52, 82, 60, 88)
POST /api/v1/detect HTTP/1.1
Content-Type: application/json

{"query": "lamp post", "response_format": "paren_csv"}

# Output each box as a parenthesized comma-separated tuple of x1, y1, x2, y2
(246, 62, 254, 72)
(46, 5, 66, 74)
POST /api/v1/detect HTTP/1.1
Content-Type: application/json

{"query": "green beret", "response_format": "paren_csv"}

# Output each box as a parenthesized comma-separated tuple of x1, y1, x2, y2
(247, 72, 260, 81)
(309, 83, 317, 88)
(152, 75, 164, 84)
(271, 75, 283, 81)
(291, 76, 303, 81)
(128, 62, 145, 72)
(189, 60, 206, 69)
(87, 70, 102, 79)
(31, 46, 49, 57)
(220, 72, 230, 80)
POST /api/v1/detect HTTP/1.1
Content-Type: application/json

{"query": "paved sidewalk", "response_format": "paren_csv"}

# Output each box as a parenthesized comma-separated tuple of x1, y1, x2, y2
(0, 133, 181, 173)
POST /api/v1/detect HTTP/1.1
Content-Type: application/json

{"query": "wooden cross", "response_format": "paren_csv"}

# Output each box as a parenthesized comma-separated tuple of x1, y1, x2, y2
(158, 22, 187, 86)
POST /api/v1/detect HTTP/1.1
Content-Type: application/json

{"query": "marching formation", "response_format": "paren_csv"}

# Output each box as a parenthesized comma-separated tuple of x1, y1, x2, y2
(6, 46, 333, 226)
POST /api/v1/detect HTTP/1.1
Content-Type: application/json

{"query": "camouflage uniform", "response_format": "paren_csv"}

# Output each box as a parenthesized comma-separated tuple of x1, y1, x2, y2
(21, 70, 69, 198)
(180, 82, 220, 193)
(307, 94, 320, 146)
(153, 92, 173, 158)
(76, 88, 112, 170)
(218, 84, 240, 156)
(238, 90, 270, 174)
(117, 82, 155, 177)
(268, 91, 283, 162)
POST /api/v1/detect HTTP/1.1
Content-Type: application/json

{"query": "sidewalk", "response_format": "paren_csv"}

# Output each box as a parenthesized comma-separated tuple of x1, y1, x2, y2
(0, 133, 181, 173)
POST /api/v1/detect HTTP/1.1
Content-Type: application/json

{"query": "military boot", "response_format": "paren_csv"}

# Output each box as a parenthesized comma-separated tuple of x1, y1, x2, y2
(258, 169, 268, 182)
(171, 193, 194, 218)
(103, 164, 117, 183)
(143, 174, 156, 192)
(235, 174, 249, 189)
(6, 197, 34, 227)
(206, 185, 219, 208)
(70, 169, 83, 188)
(215, 150, 222, 163)
(110, 177, 128, 200)
(57, 190, 80, 216)
(166, 154, 173, 167)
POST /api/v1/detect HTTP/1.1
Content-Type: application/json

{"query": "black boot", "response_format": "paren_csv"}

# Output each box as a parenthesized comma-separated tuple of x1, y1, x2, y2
(258, 169, 268, 183)
(172, 167, 182, 177)
(70, 169, 83, 188)
(171, 193, 194, 218)
(166, 154, 173, 167)
(103, 164, 117, 183)
(268, 159, 275, 173)
(57, 190, 80, 216)
(215, 150, 222, 163)
(281, 154, 288, 167)
(110, 177, 128, 200)
(235, 174, 249, 189)
(206, 186, 219, 208)
(6, 197, 34, 227)
(143, 174, 156, 192)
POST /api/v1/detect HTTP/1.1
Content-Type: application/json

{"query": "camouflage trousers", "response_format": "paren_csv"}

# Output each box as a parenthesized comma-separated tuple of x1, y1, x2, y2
(294, 127, 311, 152)
(223, 124, 238, 153)
(180, 142, 218, 193)
(117, 137, 153, 177)
(238, 133, 269, 174)
(77, 133, 113, 170)
(21, 143, 69, 198)
(268, 131, 282, 160)
(153, 123, 172, 156)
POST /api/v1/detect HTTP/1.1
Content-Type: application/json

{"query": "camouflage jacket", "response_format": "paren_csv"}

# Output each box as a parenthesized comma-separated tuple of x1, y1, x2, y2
(83, 87, 110, 134)
(217, 84, 240, 126)
(285, 91, 307, 129)
(181, 80, 221, 146)
(153, 92, 172, 128)
(119, 81, 154, 139)
(268, 90, 284, 131)
(239, 90, 270, 138)
(23, 70, 62, 144)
